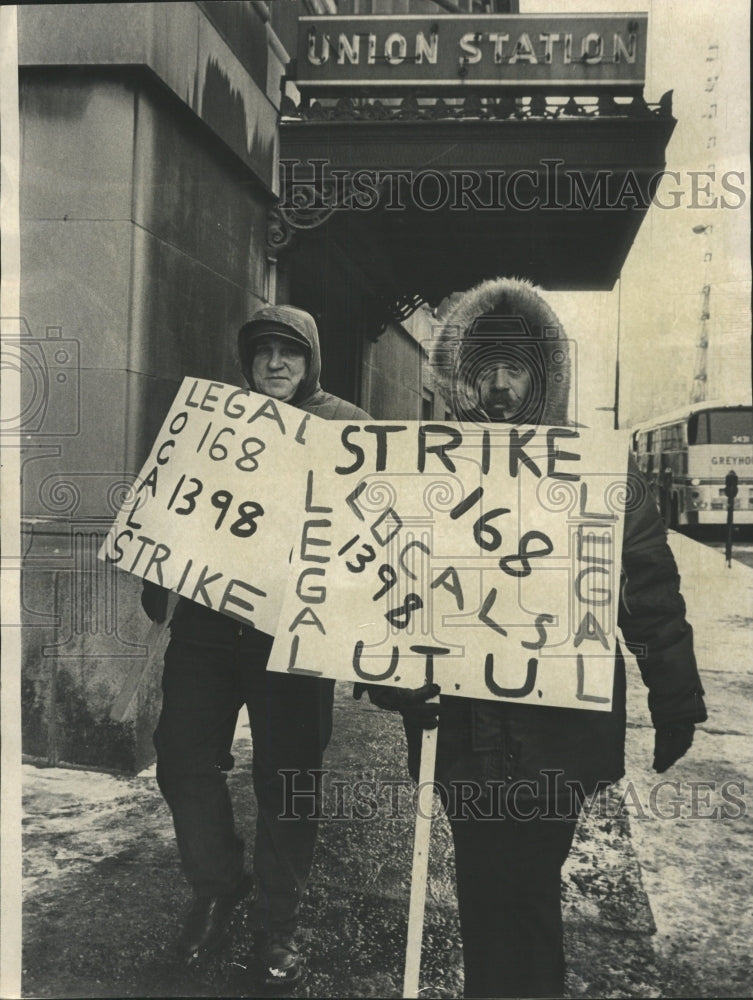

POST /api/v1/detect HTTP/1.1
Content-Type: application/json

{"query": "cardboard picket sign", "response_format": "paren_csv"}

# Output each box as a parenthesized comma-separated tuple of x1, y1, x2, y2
(101, 385, 631, 711)
(98, 377, 325, 637)
(268, 421, 631, 710)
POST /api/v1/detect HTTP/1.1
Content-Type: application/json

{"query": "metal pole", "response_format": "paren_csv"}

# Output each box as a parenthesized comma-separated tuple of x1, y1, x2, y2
(725, 500, 734, 567)
(724, 470, 738, 567)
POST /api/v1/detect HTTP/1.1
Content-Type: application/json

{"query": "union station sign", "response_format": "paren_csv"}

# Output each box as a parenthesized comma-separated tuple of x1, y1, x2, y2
(296, 14, 647, 91)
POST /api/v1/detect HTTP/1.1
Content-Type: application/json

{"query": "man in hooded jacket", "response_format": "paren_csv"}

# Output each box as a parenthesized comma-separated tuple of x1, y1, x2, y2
(362, 278, 707, 999)
(142, 305, 369, 985)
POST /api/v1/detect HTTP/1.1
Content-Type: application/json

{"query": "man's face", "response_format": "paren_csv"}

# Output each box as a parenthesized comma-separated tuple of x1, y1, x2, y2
(248, 334, 308, 402)
(477, 358, 532, 421)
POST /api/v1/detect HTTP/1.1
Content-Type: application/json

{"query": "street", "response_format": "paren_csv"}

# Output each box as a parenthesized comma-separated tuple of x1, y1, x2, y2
(689, 525, 753, 570)
(20, 530, 753, 999)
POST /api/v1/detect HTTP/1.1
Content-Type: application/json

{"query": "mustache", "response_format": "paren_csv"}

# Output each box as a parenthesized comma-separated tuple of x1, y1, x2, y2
(485, 388, 518, 402)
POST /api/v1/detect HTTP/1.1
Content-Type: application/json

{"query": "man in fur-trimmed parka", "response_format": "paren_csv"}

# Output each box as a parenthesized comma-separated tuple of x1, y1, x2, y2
(365, 278, 707, 999)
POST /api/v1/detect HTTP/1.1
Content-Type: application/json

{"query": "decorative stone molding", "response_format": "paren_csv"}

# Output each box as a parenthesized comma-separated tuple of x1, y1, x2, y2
(282, 90, 673, 123)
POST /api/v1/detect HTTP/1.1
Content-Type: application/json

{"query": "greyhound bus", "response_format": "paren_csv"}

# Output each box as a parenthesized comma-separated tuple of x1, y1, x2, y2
(631, 401, 753, 528)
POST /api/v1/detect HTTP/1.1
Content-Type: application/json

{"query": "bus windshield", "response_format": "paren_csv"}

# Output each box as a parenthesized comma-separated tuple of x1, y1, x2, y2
(688, 408, 753, 445)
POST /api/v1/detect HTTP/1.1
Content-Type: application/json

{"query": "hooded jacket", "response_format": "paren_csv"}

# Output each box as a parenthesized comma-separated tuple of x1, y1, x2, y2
(416, 278, 707, 809)
(237, 305, 370, 422)
(166, 306, 369, 643)
(432, 277, 571, 426)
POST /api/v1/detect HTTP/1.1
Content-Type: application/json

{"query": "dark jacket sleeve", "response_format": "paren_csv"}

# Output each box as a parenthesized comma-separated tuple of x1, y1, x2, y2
(618, 455, 707, 726)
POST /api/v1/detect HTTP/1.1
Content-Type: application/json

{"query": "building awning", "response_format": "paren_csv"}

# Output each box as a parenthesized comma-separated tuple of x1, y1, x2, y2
(275, 93, 675, 327)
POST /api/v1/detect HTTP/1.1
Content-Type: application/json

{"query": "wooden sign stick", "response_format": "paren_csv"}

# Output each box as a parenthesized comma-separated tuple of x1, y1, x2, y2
(110, 593, 178, 723)
(402, 710, 439, 1000)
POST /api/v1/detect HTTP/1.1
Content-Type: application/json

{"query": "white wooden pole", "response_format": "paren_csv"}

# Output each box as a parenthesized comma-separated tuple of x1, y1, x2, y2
(110, 593, 178, 722)
(402, 718, 439, 999)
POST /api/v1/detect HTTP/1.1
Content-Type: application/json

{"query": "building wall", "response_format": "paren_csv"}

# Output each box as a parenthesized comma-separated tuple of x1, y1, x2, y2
(18, 2, 287, 771)
(362, 323, 423, 420)
(361, 307, 451, 421)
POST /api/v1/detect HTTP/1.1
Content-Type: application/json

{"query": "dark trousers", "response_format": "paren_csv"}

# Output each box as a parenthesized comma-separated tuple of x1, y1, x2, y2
(153, 629, 334, 935)
(403, 712, 579, 999)
(449, 812, 577, 999)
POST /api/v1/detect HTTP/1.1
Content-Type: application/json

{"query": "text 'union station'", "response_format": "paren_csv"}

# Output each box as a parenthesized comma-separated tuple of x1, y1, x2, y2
(304, 25, 641, 71)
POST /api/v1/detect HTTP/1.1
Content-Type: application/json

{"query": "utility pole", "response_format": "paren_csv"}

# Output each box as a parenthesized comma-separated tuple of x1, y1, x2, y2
(690, 225, 713, 403)
(690, 37, 720, 403)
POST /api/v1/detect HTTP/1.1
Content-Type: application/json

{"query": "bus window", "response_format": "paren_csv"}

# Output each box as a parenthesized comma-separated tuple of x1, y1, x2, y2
(688, 412, 709, 445)
(661, 425, 681, 450)
(708, 408, 753, 444)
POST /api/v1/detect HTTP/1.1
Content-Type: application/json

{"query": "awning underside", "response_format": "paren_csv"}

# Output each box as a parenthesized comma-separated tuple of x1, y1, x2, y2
(276, 102, 675, 327)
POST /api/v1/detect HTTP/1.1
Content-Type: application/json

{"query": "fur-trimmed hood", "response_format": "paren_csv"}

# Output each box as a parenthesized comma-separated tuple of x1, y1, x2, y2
(430, 277, 571, 425)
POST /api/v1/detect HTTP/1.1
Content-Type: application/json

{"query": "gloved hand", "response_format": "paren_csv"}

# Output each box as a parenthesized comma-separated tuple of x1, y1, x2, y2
(354, 682, 441, 730)
(652, 721, 695, 773)
(140, 580, 169, 623)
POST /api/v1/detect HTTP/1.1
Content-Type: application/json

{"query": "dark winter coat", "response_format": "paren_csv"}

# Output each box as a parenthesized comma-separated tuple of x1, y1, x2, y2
(415, 278, 707, 810)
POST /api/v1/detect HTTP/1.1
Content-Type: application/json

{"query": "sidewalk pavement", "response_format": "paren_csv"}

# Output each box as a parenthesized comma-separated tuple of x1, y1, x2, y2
(22, 700, 657, 999)
(20, 532, 752, 998)
(620, 531, 753, 999)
